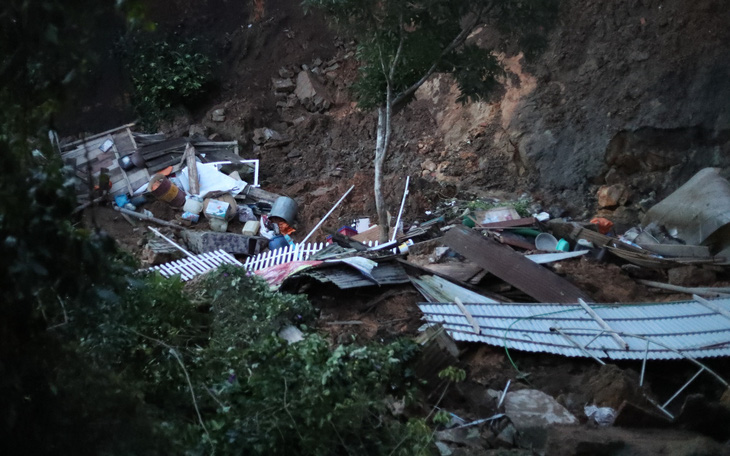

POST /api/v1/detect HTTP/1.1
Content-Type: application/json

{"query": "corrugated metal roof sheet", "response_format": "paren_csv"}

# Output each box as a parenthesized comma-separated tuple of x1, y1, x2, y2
(418, 299, 730, 360)
(305, 262, 409, 289)
(409, 275, 499, 304)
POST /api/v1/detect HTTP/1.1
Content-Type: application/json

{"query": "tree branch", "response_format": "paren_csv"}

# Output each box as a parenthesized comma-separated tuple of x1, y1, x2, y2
(392, 8, 485, 107)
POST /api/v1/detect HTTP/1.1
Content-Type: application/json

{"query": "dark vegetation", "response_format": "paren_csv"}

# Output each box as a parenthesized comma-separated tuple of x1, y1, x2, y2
(0, 2, 443, 454)
(118, 33, 217, 130)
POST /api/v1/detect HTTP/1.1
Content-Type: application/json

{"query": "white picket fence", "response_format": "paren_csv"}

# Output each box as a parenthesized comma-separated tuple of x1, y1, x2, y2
(242, 240, 383, 272)
(151, 250, 242, 281)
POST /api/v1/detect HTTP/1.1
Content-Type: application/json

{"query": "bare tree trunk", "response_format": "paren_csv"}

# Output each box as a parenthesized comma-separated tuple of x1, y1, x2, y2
(375, 86, 393, 243)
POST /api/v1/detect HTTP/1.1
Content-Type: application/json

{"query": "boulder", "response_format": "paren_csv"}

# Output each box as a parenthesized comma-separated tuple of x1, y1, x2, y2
(272, 78, 296, 93)
(211, 108, 226, 122)
(252, 127, 284, 145)
(597, 184, 630, 208)
(295, 70, 332, 109)
(503, 389, 578, 431)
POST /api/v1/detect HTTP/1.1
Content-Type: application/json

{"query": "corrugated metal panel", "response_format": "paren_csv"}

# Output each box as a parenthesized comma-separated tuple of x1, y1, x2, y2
(409, 275, 499, 304)
(305, 262, 409, 289)
(418, 299, 730, 360)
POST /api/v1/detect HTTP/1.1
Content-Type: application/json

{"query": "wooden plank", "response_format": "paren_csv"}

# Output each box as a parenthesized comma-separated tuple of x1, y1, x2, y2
(113, 130, 136, 156)
(236, 185, 282, 204)
(139, 137, 188, 159)
(110, 135, 134, 195)
(443, 226, 591, 303)
(496, 231, 536, 250)
(61, 136, 108, 160)
(60, 123, 135, 149)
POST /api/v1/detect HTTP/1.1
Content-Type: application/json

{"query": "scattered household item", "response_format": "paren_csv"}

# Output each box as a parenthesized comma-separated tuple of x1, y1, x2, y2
(118, 155, 134, 171)
(535, 233, 559, 251)
(584, 405, 617, 427)
(475, 206, 520, 225)
(114, 194, 130, 208)
(242, 220, 260, 236)
(204, 199, 230, 220)
(149, 173, 186, 207)
(237, 205, 257, 222)
(209, 218, 228, 232)
(129, 195, 147, 207)
(269, 235, 289, 251)
(178, 162, 246, 197)
(269, 196, 298, 225)
(591, 217, 614, 235)
(183, 195, 204, 214)
(556, 239, 570, 252)
(181, 212, 200, 223)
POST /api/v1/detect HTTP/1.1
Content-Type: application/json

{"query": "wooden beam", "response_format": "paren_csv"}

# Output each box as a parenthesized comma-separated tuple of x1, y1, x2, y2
(61, 123, 135, 149)
(443, 226, 591, 303)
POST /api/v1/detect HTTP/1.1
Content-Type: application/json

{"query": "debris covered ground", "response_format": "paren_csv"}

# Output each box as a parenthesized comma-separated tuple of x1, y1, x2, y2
(77, 148, 730, 454)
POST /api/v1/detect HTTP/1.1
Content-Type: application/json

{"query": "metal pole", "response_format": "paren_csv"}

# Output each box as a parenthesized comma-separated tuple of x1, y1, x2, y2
(300, 185, 355, 245)
(148, 226, 194, 258)
(662, 367, 705, 409)
(391, 176, 410, 242)
(551, 327, 606, 365)
(578, 299, 630, 350)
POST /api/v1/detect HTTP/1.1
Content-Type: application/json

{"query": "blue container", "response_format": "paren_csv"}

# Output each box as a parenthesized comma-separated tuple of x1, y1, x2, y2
(268, 235, 289, 251)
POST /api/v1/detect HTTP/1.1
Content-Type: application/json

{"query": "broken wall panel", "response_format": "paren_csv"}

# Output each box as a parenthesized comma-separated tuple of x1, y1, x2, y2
(444, 226, 591, 303)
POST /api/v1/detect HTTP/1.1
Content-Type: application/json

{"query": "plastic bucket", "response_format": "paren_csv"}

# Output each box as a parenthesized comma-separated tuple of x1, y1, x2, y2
(535, 233, 558, 251)
(149, 174, 186, 207)
(269, 196, 298, 224)
(269, 235, 289, 251)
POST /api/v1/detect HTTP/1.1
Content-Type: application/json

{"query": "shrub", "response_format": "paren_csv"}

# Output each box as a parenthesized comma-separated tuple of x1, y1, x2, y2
(120, 34, 216, 130)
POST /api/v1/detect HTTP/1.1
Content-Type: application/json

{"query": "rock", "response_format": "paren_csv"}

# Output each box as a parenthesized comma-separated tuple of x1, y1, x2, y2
(667, 266, 717, 287)
(597, 184, 630, 208)
(324, 63, 340, 73)
(188, 124, 207, 138)
(422, 159, 437, 172)
(252, 127, 283, 145)
(287, 149, 302, 159)
(503, 389, 578, 431)
(721, 387, 730, 408)
(331, 169, 343, 177)
(272, 78, 296, 93)
(278, 67, 294, 79)
(586, 365, 642, 410)
(435, 428, 483, 448)
(613, 401, 672, 428)
(312, 57, 322, 67)
(295, 71, 332, 109)
(211, 108, 226, 122)
(495, 423, 517, 447)
(676, 394, 730, 441)
(435, 441, 453, 456)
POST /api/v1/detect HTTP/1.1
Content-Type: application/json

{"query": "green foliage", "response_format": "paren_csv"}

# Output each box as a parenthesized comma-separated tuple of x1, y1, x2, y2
(119, 34, 216, 130)
(303, 0, 559, 109)
(438, 366, 467, 383)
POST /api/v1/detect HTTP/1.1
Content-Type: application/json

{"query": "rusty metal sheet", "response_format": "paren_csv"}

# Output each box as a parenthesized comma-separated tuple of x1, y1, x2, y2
(443, 226, 591, 304)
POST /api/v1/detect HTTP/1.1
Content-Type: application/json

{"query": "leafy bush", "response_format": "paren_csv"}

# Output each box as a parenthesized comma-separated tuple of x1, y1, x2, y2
(120, 34, 216, 130)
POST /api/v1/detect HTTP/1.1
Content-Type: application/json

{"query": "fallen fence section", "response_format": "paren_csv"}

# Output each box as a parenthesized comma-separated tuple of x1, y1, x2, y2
(418, 297, 730, 360)
(150, 250, 242, 281)
(242, 241, 382, 272)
